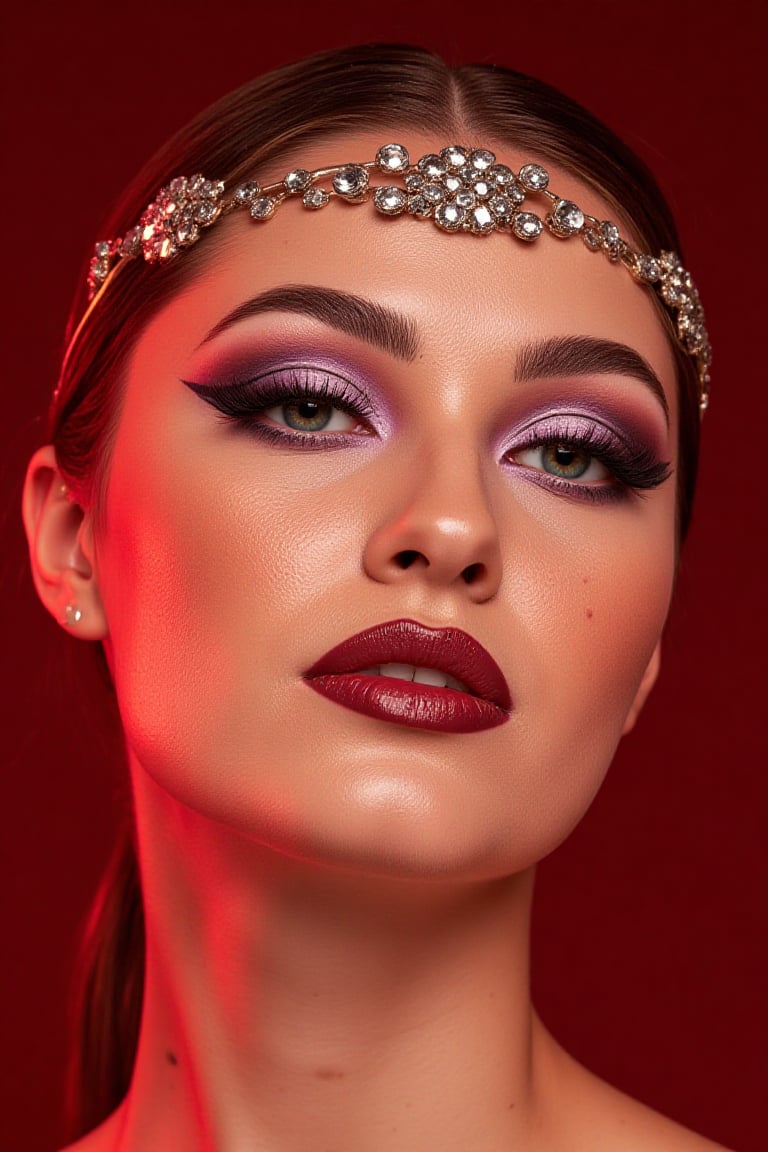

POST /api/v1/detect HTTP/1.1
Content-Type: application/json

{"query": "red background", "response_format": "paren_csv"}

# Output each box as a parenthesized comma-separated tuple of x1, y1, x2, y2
(1, 1, 765, 1149)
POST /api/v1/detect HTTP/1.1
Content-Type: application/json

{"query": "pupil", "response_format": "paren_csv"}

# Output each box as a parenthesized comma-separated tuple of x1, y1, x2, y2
(554, 447, 575, 466)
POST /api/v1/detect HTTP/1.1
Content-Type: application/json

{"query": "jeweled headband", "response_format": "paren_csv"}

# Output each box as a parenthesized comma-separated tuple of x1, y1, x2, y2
(82, 143, 711, 413)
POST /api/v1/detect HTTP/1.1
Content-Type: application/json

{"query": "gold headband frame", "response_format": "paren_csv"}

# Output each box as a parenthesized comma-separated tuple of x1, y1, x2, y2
(83, 143, 711, 412)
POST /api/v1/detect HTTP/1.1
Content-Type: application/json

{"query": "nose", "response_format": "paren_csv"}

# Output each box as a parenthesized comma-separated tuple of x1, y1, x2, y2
(362, 443, 503, 603)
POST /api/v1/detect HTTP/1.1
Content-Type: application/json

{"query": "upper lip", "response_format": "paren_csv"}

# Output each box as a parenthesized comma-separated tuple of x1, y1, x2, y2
(303, 619, 511, 710)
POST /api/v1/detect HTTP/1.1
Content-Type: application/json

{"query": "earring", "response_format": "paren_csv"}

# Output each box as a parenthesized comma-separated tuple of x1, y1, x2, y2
(63, 604, 82, 626)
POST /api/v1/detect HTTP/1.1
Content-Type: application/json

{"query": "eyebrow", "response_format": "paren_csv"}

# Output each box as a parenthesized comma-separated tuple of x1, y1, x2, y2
(515, 335, 670, 424)
(197, 284, 419, 362)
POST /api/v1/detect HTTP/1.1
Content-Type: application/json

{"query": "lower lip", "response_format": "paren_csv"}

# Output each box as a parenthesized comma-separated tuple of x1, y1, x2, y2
(304, 674, 510, 733)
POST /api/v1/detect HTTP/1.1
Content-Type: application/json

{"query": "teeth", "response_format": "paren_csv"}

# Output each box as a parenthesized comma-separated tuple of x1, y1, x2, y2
(357, 664, 469, 693)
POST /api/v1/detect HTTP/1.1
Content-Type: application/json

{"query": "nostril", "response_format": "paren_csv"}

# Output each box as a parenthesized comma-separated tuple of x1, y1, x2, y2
(462, 563, 483, 584)
(395, 550, 421, 569)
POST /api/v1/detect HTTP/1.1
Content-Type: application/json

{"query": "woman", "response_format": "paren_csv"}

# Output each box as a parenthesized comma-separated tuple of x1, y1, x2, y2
(22, 43, 727, 1151)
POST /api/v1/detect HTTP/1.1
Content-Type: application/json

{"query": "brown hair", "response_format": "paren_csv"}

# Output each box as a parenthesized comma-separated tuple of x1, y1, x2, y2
(53, 43, 702, 1140)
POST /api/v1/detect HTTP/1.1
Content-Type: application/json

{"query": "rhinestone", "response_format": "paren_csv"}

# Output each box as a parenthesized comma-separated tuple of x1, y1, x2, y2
(187, 174, 206, 194)
(455, 189, 476, 209)
(511, 212, 543, 241)
(121, 227, 142, 256)
(488, 195, 514, 223)
(635, 254, 661, 282)
(442, 174, 462, 194)
(600, 220, 620, 248)
(232, 181, 260, 205)
(176, 220, 199, 246)
(194, 200, 220, 225)
(435, 201, 466, 231)
(408, 195, 433, 218)
(417, 154, 447, 179)
(440, 145, 469, 170)
(518, 163, 549, 192)
(376, 143, 410, 173)
(488, 164, 515, 187)
(506, 181, 525, 206)
(661, 278, 683, 306)
(660, 250, 681, 271)
(582, 226, 601, 251)
(303, 187, 330, 210)
(284, 169, 311, 193)
(471, 178, 491, 199)
(250, 196, 277, 220)
(168, 177, 188, 197)
(470, 205, 495, 234)
(469, 148, 495, 171)
(91, 257, 109, 281)
(405, 173, 424, 192)
(374, 186, 408, 215)
(685, 325, 706, 353)
(332, 165, 369, 198)
(551, 199, 584, 234)
(422, 182, 445, 205)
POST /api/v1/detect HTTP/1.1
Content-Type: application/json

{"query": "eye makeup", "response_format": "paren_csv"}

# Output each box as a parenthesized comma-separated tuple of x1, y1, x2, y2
(183, 363, 383, 451)
(501, 410, 672, 505)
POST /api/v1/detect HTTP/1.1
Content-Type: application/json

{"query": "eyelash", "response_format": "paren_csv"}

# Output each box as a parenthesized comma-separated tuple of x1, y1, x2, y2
(185, 367, 379, 451)
(184, 369, 672, 504)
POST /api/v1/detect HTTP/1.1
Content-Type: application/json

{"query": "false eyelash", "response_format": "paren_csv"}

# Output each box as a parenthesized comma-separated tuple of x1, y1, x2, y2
(183, 367, 379, 450)
(504, 416, 673, 502)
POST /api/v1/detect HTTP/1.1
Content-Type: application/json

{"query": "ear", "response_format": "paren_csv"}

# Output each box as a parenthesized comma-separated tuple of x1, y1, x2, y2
(22, 445, 108, 640)
(621, 640, 662, 736)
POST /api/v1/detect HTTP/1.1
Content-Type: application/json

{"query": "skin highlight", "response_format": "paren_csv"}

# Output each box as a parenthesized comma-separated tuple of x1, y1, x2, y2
(24, 131, 726, 1151)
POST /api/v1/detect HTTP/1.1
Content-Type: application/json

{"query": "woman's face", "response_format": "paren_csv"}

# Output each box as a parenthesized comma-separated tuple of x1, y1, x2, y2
(92, 132, 678, 880)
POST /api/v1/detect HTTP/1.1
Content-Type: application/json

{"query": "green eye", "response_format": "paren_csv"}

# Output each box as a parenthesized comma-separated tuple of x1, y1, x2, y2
(541, 444, 591, 479)
(280, 400, 334, 431)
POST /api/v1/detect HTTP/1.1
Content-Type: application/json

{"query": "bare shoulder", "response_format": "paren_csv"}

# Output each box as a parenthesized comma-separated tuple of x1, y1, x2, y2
(537, 1023, 734, 1152)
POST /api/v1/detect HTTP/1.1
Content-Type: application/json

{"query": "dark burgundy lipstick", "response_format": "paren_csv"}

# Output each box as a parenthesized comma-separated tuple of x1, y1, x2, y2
(303, 619, 511, 733)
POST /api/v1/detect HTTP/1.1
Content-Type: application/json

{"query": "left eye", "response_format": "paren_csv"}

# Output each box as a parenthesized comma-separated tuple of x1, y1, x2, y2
(512, 442, 610, 483)
(261, 398, 365, 434)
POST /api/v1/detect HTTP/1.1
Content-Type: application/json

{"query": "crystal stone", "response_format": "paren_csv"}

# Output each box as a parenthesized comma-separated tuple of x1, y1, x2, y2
(417, 154, 447, 179)
(488, 164, 515, 187)
(233, 181, 260, 205)
(303, 187, 330, 210)
(442, 174, 463, 194)
(551, 200, 584, 234)
(121, 227, 143, 256)
(94, 241, 111, 258)
(405, 173, 424, 192)
(194, 200, 219, 225)
(470, 205, 495, 234)
(250, 196, 277, 220)
(635, 254, 661, 282)
(435, 201, 466, 231)
(176, 220, 199, 246)
(488, 195, 514, 223)
(469, 148, 495, 171)
(168, 177, 188, 197)
(284, 169, 311, 193)
(376, 143, 410, 173)
(455, 189, 476, 209)
(518, 163, 549, 192)
(600, 220, 620, 248)
(408, 195, 433, 218)
(332, 166, 369, 198)
(441, 145, 469, 169)
(511, 212, 543, 241)
(422, 183, 445, 205)
(374, 186, 408, 215)
(471, 178, 491, 199)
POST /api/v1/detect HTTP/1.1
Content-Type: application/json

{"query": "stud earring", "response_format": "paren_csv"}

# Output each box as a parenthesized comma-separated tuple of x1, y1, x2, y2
(63, 604, 82, 626)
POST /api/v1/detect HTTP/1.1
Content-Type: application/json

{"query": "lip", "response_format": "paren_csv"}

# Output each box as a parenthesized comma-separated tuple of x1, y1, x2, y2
(303, 619, 512, 733)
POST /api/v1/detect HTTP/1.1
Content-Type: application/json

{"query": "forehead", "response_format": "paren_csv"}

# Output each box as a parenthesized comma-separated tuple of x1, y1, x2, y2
(136, 130, 678, 418)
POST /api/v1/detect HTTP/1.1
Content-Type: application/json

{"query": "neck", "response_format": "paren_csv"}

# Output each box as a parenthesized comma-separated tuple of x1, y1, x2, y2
(114, 767, 552, 1152)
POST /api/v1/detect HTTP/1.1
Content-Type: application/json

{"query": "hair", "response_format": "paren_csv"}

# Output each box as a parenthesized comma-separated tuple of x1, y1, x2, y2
(51, 43, 703, 1140)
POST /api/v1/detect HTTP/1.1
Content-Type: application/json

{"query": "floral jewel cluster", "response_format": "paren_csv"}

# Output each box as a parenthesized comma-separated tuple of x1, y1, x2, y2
(86, 143, 710, 412)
